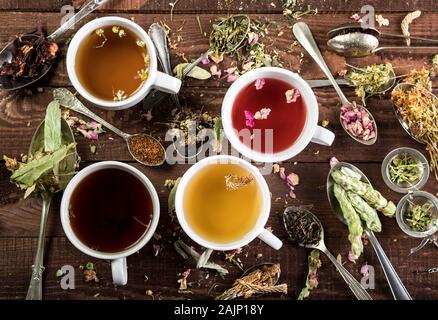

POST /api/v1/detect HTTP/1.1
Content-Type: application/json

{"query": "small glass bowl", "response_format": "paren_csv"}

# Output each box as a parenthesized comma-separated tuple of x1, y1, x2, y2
(396, 191, 438, 238)
(381, 147, 429, 193)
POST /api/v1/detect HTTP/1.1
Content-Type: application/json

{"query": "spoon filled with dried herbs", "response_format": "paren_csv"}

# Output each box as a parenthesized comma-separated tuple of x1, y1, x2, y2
(54, 88, 166, 166)
(282, 206, 372, 300)
(327, 162, 412, 300)
(0, 0, 108, 90)
(4, 100, 78, 299)
(293, 22, 378, 145)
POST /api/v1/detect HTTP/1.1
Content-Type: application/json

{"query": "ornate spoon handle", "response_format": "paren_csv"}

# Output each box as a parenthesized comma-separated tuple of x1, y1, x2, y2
(48, 0, 109, 41)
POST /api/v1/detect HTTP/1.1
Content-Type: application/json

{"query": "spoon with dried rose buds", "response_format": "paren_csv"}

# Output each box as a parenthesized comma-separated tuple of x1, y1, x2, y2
(54, 88, 166, 166)
(293, 22, 378, 145)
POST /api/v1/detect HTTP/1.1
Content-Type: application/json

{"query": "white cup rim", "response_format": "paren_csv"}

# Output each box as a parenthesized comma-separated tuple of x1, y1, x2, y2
(175, 155, 271, 251)
(221, 67, 319, 163)
(66, 16, 158, 110)
(60, 161, 160, 260)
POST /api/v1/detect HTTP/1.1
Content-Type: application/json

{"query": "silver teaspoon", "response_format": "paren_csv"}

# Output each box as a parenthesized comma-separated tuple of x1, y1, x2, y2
(293, 22, 378, 145)
(327, 162, 412, 300)
(53, 88, 166, 166)
(0, 0, 109, 90)
(282, 206, 373, 300)
(148, 23, 182, 109)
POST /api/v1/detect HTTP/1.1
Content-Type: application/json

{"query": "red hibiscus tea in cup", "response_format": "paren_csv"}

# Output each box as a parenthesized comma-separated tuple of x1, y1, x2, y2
(231, 78, 307, 153)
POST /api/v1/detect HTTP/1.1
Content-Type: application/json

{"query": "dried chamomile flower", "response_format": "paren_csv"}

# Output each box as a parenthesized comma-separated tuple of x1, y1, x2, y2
(113, 89, 127, 101)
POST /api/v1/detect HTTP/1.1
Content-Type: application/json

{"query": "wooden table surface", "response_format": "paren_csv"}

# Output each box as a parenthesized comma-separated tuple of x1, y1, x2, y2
(0, 0, 437, 300)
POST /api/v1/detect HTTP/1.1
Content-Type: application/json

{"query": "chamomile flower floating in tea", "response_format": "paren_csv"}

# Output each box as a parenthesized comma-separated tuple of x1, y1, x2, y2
(75, 25, 150, 102)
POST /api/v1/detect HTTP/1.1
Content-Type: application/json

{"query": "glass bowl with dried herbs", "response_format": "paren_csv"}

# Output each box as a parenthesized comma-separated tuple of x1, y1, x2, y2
(396, 191, 438, 238)
(381, 147, 429, 193)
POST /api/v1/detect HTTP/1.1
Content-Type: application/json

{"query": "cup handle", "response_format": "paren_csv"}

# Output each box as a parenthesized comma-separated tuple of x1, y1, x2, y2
(258, 229, 283, 250)
(311, 125, 335, 146)
(153, 71, 182, 94)
(111, 257, 128, 286)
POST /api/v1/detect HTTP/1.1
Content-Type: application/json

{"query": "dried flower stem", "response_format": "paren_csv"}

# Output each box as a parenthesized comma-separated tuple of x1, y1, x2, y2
(225, 174, 254, 191)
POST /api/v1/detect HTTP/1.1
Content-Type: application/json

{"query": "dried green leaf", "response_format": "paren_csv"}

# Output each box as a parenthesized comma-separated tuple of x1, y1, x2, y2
(44, 100, 62, 152)
(173, 63, 211, 80)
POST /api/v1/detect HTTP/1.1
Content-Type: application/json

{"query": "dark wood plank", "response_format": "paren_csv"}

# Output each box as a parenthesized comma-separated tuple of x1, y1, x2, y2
(0, 0, 437, 13)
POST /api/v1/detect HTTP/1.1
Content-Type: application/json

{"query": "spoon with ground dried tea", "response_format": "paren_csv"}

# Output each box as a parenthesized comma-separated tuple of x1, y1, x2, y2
(54, 88, 166, 166)
(282, 206, 372, 300)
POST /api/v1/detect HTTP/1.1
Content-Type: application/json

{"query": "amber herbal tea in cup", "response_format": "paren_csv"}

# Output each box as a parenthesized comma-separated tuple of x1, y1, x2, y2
(75, 25, 149, 102)
(61, 161, 160, 285)
(66, 17, 181, 110)
(175, 155, 282, 251)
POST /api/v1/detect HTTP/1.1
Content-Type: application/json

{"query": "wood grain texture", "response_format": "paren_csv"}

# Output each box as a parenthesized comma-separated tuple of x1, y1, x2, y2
(0, 0, 437, 13)
(0, 0, 437, 300)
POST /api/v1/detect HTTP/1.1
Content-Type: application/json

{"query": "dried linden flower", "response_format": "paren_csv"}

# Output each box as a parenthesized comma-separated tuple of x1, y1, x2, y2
(118, 29, 126, 37)
(95, 28, 104, 37)
(112, 26, 120, 33)
(113, 89, 127, 101)
(136, 40, 146, 47)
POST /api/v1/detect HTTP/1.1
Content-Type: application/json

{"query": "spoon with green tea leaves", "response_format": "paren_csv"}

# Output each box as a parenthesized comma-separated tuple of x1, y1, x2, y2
(4, 100, 78, 300)
(53, 88, 166, 166)
(282, 206, 372, 300)
(327, 162, 412, 300)
(292, 22, 378, 145)
(0, 0, 109, 90)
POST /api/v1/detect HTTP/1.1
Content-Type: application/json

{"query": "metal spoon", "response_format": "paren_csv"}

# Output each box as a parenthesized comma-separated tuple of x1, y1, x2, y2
(143, 15, 251, 109)
(26, 118, 78, 300)
(148, 23, 181, 109)
(391, 82, 437, 144)
(282, 206, 372, 300)
(292, 22, 378, 145)
(327, 161, 412, 300)
(0, 0, 109, 90)
(221, 262, 280, 300)
(53, 88, 166, 166)
(328, 23, 438, 44)
(327, 26, 438, 58)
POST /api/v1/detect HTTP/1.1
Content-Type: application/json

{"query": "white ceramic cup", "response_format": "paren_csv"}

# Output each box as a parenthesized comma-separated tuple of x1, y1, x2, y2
(175, 155, 282, 251)
(66, 16, 181, 110)
(60, 161, 160, 285)
(221, 67, 335, 163)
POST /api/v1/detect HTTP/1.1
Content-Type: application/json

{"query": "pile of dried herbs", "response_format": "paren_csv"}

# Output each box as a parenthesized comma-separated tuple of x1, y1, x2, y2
(345, 63, 394, 104)
(283, 0, 317, 21)
(388, 154, 423, 185)
(216, 264, 287, 299)
(405, 201, 437, 233)
(208, 15, 280, 77)
(3, 100, 77, 198)
(391, 69, 438, 178)
(0, 24, 58, 80)
(283, 206, 321, 246)
(298, 250, 322, 300)
(163, 107, 223, 153)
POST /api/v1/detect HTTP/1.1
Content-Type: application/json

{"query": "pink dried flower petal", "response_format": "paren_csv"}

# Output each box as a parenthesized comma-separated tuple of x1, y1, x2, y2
(210, 65, 222, 78)
(227, 73, 239, 83)
(350, 13, 361, 21)
(329, 157, 339, 168)
(309, 273, 319, 287)
(286, 172, 299, 186)
(289, 189, 296, 199)
(279, 167, 286, 180)
(88, 131, 99, 140)
(248, 32, 259, 45)
(285, 88, 301, 103)
(144, 110, 153, 122)
(347, 252, 356, 263)
(153, 244, 161, 256)
(89, 121, 98, 129)
(201, 56, 210, 65)
(226, 67, 237, 74)
(255, 78, 265, 90)
(244, 110, 255, 128)
(360, 262, 369, 276)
